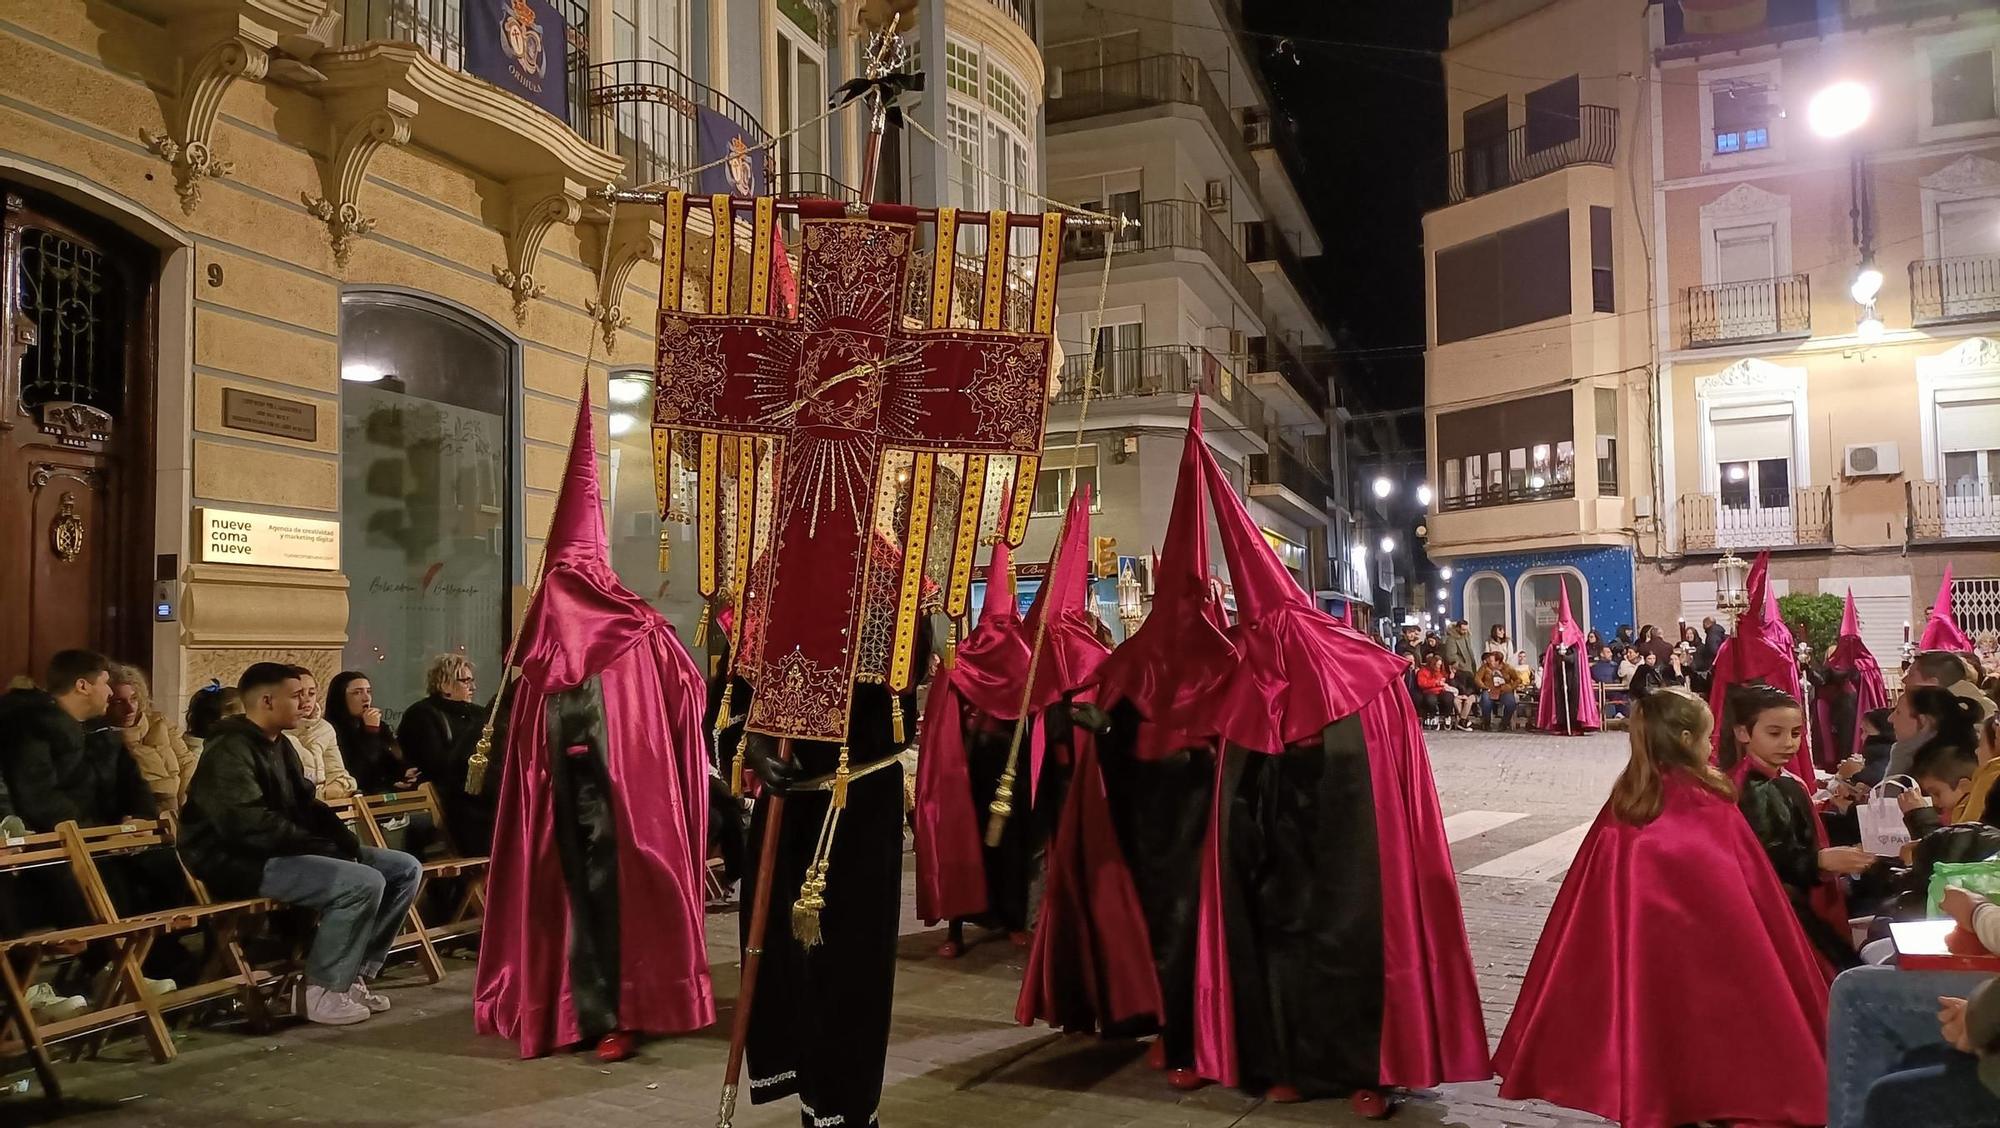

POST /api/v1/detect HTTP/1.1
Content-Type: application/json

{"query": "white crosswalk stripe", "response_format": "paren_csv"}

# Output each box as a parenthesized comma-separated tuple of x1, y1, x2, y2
(1464, 821, 1595, 882)
(1440, 810, 1528, 843)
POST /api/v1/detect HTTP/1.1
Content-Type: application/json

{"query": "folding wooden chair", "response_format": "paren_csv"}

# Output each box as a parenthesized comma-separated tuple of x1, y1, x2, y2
(350, 784, 489, 983)
(58, 820, 280, 1040)
(0, 826, 171, 1100)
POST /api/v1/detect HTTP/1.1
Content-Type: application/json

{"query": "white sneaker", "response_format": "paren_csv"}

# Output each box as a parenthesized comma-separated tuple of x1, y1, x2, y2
(24, 982, 88, 1021)
(303, 984, 371, 1025)
(141, 976, 176, 997)
(346, 980, 391, 1014)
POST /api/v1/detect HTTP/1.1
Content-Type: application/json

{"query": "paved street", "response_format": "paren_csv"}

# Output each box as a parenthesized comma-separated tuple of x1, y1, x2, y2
(10, 730, 1630, 1128)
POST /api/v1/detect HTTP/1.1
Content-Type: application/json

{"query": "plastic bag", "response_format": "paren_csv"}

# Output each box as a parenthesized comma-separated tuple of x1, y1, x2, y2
(1925, 859, 2000, 918)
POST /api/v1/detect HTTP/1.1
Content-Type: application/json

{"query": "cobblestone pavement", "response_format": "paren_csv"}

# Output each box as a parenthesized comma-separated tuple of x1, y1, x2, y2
(10, 729, 1630, 1128)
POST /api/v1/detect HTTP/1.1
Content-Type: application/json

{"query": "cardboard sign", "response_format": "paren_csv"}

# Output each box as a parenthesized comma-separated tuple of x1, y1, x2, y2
(195, 508, 340, 570)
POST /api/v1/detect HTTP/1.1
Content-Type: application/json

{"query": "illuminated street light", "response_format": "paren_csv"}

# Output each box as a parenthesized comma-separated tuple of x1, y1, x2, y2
(1372, 476, 1394, 499)
(1350, 542, 1370, 570)
(1850, 261, 1884, 305)
(1440, 566, 1454, 580)
(1808, 81, 1872, 139)
(1379, 535, 1397, 553)
(1415, 483, 1434, 506)
(1858, 309, 1885, 341)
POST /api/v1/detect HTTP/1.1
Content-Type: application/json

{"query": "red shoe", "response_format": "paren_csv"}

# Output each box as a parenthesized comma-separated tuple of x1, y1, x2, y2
(595, 1030, 637, 1063)
(936, 939, 965, 959)
(1266, 1084, 1303, 1104)
(1348, 1089, 1393, 1119)
(1145, 1040, 1167, 1070)
(1008, 931, 1031, 948)
(1167, 1069, 1209, 1091)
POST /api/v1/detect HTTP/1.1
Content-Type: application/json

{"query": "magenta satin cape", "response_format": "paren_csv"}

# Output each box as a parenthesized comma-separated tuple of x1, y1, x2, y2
(1536, 586, 1601, 733)
(1015, 489, 1159, 1032)
(913, 540, 1029, 925)
(1921, 563, 1974, 652)
(1190, 442, 1491, 1090)
(1707, 551, 1815, 791)
(1817, 591, 1888, 763)
(473, 388, 714, 1057)
(1494, 774, 1829, 1128)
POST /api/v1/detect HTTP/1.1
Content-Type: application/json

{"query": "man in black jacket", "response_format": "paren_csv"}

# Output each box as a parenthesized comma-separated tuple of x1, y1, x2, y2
(0, 649, 152, 832)
(180, 663, 421, 1027)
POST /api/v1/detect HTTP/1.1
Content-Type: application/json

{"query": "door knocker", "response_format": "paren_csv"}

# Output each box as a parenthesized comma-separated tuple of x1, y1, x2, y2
(49, 492, 84, 563)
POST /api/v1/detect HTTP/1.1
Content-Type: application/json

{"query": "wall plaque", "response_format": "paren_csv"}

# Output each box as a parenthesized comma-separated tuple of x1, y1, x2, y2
(222, 388, 318, 441)
(195, 508, 340, 570)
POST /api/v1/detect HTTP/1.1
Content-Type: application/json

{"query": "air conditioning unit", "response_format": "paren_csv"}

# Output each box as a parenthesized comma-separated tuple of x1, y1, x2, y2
(1204, 179, 1229, 212)
(1843, 441, 1902, 478)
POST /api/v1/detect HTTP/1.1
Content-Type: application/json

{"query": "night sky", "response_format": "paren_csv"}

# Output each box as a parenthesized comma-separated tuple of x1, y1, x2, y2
(1243, 0, 1450, 414)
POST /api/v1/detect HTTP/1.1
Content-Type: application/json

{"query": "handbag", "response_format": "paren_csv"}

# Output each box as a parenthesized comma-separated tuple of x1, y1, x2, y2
(1857, 776, 1918, 858)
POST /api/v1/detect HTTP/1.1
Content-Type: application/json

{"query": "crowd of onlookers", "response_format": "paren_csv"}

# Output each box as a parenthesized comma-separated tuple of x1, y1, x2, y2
(0, 650, 498, 1031)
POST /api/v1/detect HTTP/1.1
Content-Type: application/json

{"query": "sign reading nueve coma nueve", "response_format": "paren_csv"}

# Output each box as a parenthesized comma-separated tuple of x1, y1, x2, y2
(194, 508, 341, 570)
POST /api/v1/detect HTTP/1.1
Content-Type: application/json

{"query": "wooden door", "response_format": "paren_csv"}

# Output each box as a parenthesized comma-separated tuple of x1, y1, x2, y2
(0, 187, 156, 683)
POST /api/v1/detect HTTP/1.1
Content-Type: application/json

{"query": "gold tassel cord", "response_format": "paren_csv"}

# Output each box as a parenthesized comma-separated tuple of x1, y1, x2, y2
(464, 732, 492, 796)
(693, 602, 711, 648)
(658, 526, 672, 572)
(891, 697, 906, 744)
(831, 745, 852, 810)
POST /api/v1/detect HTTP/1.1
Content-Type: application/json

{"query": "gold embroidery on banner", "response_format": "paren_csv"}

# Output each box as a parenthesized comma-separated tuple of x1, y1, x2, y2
(661, 190, 686, 315)
(709, 194, 733, 314)
(730, 435, 756, 651)
(1034, 211, 1063, 334)
(756, 647, 849, 740)
(1008, 455, 1037, 544)
(982, 210, 1008, 331)
(930, 208, 957, 329)
(698, 433, 719, 596)
(652, 318, 732, 425)
(947, 453, 987, 617)
(890, 453, 935, 691)
(750, 196, 775, 317)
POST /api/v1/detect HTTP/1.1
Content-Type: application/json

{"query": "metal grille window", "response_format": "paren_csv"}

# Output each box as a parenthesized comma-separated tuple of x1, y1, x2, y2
(17, 226, 122, 414)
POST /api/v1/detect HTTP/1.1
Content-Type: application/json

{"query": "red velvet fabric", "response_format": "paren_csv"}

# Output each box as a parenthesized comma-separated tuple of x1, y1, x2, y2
(1707, 552, 1815, 791)
(474, 388, 714, 1057)
(1818, 590, 1889, 763)
(1536, 586, 1602, 734)
(1920, 563, 1974, 652)
(1495, 774, 1829, 1128)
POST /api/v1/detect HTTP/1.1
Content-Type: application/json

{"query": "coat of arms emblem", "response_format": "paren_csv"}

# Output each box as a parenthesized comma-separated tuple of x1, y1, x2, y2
(726, 136, 756, 196)
(500, 0, 546, 81)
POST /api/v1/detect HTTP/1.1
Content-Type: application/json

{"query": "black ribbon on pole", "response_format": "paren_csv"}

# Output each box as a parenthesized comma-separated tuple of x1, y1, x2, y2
(829, 70, 926, 127)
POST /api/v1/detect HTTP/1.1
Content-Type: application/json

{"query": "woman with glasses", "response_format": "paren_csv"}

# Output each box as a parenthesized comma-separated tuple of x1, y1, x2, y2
(397, 654, 487, 795)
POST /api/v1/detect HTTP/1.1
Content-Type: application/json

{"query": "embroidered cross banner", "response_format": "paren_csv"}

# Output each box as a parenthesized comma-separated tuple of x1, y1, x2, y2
(652, 193, 1065, 742)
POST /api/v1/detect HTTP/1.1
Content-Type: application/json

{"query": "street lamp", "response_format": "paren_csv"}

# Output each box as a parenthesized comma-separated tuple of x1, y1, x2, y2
(1372, 476, 1394, 499)
(1850, 259, 1884, 305)
(1808, 81, 1872, 139)
(1379, 535, 1397, 553)
(1714, 549, 1751, 630)
(1440, 566, 1454, 580)
(1857, 309, 1885, 341)
(1415, 483, 1433, 506)
(1116, 561, 1145, 636)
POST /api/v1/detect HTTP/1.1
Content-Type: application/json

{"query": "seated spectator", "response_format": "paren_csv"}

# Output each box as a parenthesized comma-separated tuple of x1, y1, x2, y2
(1904, 650, 1997, 726)
(324, 672, 415, 793)
(1414, 655, 1460, 729)
(1902, 740, 1983, 840)
(1511, 650, 1536, 692)
(1474, 651, 1519, 731)
(288, 670, 357, 802)
(397, 655, 486, 788)
(0, 650, 153, 831)
(1850, 706, 1895, 788)
(179, 662, 421, 1027)
(179, 682, 242, 805)
(1590, 645, 1620, 685)
(108, 664, 183, 813)
(1892, 686, 1985, 791)
(1617, 648, 1640, 681)
(1629, 651, 1670, 700)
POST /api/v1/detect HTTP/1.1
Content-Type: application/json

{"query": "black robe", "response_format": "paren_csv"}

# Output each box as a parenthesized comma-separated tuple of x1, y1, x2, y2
(952, 705, 1071, 935)
(1091, 700, 1211, 1065)
(1219, 716, 1387, 1096)
(542, 678, 625, 1042)
(1738, 772, 1860, 973)
(739, 628, 928, 1128)
(1545, 644, 1587, 734)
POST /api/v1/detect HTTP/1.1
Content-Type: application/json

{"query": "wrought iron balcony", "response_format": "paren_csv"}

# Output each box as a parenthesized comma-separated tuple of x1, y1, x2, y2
(1055, 344, 1266, 435)
(1437, 478, 1576, 513)
(1911, 255, 2000, 327)
(1682, 274, 1812, 347)
(342, 0, 594, 134)
(1063, 199, 1263, 320)
(1677, 486, 1832, 553)
(1445, 105, 1617, 205)
(1251, 443, 1335, 506)
(983, 0, 1034, 35)
(775, 171, 860, 203)
(1247, 332, 1329, 418)
(587, 58, 770, 190)
(1046, 53, 1257, 186)
(1910, 479, 2000, 542)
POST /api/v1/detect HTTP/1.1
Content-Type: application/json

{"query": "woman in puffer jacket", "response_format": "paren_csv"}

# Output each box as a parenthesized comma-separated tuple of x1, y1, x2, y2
(287, 670, 358, 801)
(112, 664, 190, 812)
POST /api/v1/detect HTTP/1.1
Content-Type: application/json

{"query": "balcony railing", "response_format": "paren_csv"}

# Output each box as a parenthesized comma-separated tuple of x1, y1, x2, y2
(1252, 443, 1333, 505)
(1682, 274, 1812, 347)
(1911, 255, 2000, 327)
(775, 171, 860, 203)
(1046, 54, 1257, 186)
(1910, 479, 2000, 541)
(1064, 199, 1263, 319)
(984, 0, 1034, 35)
(1056, 344, 1266, 435)
(587, 58, 770, 189)
(1244, 219, 1320, 306)
(343, 0, 593, 134)
(1438, 478, 1577, 512)
(1247, 332, 1329, 416)
(1677, 486, 1833, 552)
(1445, 105, 1617, 205)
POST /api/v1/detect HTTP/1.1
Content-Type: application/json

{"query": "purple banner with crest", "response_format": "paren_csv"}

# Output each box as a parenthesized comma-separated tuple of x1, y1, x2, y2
(465, 0, 570, 122)
(695, 106, 766, 197)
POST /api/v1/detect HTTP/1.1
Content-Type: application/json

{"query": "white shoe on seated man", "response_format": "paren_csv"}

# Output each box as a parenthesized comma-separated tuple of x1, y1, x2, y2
(176, 662, 423, 1027)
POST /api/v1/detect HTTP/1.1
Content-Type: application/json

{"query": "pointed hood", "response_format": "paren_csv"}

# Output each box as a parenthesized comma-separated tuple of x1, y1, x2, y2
(1822, 588, 1889, 764)
(1021, 484, 1111, 712)
(1552, 586, 1584, 649)
(1707, 552, 1813, 789)
(1196, 440, 1404, 754)
(1920, 564, 1973, 652)
(545, 383, 608, 571)
(1840, 589, 1860, 639)
(1093, 400, 1234, 746)
(1537, 585, 1600, 733)
(948, 537, 1032, 720)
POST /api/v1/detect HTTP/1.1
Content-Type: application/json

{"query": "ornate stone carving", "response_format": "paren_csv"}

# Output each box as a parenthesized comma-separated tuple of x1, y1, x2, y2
(303, 93, 417, 269)
(1936, 336, 2000, 374)
(581, 210, 663, 354)
(1920, 154, 2000, 194)
(1695, 356, 1806, 395)
(142, 36, 272, 214)
(1700, 182, 1790, 220)
(492, 177, 586, 325)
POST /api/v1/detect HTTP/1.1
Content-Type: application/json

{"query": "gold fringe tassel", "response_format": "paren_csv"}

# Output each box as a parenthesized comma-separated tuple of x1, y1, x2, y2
(984, 765, 1016, 847)
(831, 746, 851, 810)
(658, 526, 671, 572)
(693, 602, 711, 648)
(464, 733, 491, 796)
(891, 698, 906, 744)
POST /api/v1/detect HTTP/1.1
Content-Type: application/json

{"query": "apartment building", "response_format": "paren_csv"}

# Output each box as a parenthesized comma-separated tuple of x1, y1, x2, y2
(1425, 0, 2000, 661)
(0, 0, 1040, 710)
(1423, 0, 1656, 659)
(1010, 0, 1362, 623)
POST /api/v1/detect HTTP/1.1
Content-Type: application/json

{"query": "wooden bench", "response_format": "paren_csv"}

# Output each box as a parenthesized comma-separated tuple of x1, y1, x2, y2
(0, 825, 173, 1100)
(349, 784, 490, 983)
